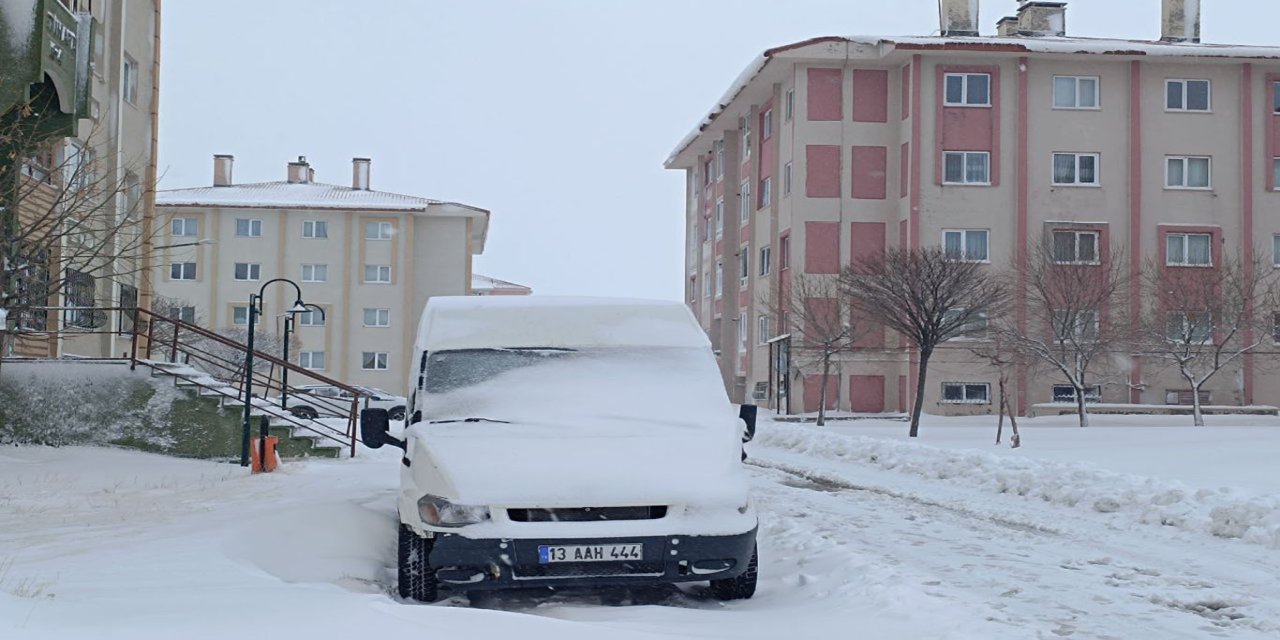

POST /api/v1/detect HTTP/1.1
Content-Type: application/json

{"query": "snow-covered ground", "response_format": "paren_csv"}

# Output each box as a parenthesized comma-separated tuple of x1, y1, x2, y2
(3, 413, 1279, 639)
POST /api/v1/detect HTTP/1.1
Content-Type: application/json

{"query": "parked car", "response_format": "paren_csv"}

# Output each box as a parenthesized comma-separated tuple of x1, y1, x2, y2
(362, 296, 758, 603)
(278, 384, 406, 421)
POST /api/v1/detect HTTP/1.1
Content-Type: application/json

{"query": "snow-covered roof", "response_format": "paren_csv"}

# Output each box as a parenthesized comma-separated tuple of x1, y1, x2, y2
(666, 34, 1280, 167)
(470, 273, 532, 293)
(155, 181, 488, 216)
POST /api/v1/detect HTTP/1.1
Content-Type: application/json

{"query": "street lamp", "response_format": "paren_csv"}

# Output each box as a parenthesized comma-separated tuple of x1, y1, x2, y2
(153, 238, 216, 250)
(241, 278, 310, 468)
(280, 303, 325, 410)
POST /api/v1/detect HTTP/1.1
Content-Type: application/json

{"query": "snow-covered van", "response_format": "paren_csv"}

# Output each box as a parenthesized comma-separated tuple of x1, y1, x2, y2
(361, 296, 758, 602)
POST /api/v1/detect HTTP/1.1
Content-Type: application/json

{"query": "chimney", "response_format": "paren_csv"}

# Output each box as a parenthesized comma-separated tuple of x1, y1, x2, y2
(996, 16, 1020, 37)
(352, 157, 371, 190)
(1016, 1, 1067, 37)
(1162, 0, 1201, 43)
(213, 154, 234, 187)
(938, 0, 979, 37)
(287, 156, 310, 184)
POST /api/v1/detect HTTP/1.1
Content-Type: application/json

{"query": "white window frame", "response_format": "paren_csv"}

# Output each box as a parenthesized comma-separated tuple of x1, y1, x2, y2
(715, 199, 724, 238)
(714, 261, 723, 299)
(123, 55, 139, 105)
(760, 176, 772, 209)
(1054, 309, 1100, 342)
(297, 310, 325, 327)
(1051, 152, 1101, 186)
(942, 229, 990, 263)
(740, 115, 752, 159)
(1052, 384, 1101, 404)
(301, 263, 328, 283)
(738, 312, 748, 352)
(785, 88, 795, 121)
(233, 262, 261, 282)
(302, 220, 328, 239)
(1051, 230, 1101, 264)
(1273, 234, 1280, 268)
(759, 246, 772, 276)
(703, 270, 711, 299)
(943, 309, 990, 342)
(169, 262, 196, 281)
(1165, 232, 1213, 267)
(1052, 75, 1099, 110)
(941, 382, 991, 404)
(1166, 79, 1212, 112)
(235, 218, 262, 238)
(757, 315, 771, 345)
(364, 264, 392, 283)
(171, 217, 197, 237)
(1272, 158, 1280, 191)
(365, 221, 393, 240)
(1165, 156, 1212, 189)
(1166, 311, 1214, 344)
(232, 306, 250, 326)
(762, 108, 773, 140)
(942, 151, 991, 185)
(361, 352, 389, 371)
(943, 73, 992, 107)
(703, 216, 712, 244)
(739, 181, 751, 223)
(783, 162, 793, 196)
(299, 351, 326, 371)
(363, 308, 391, 328)
(739, 246, 749, 288)
(715, 140, 725, 179)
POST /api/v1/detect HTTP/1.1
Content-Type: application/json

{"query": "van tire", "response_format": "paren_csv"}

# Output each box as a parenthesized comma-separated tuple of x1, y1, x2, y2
(709, 544, 757, 601)
(388, 406, 406, 421)
(398, 523, 439, 602)
(290, 406, 319, 420)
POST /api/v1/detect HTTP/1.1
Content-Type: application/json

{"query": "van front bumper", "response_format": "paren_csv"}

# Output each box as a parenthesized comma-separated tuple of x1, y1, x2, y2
(426, 527, 757, 591)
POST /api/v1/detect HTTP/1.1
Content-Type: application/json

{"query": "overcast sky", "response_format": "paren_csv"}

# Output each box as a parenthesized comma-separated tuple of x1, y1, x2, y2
(158, 0, 1276, 301)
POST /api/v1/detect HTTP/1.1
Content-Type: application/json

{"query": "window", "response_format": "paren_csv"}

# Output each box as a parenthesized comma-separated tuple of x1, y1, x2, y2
(715, 199, 724, 238)
(363, 308, 391, 327)
(785, 89, 794, 121)
(1166, 233, 1212, 266)
(1052, 231, 1099, 264)
(942, 229, 989, 262)
(703, 270, 711, 298)
(780, 236, 790, 269)
(739, 181, 751, 223)
(362, 352, 389, 370)
(232, 306, 250, 325)
(303, 220, 328, 239)
(1274, 82, 1280, 114)
(168, 306, 196, 323)
(21, 147, 54, 184)
(1052, 153, 1100, 186)
(123, 55, 138, 104)
(1166, 311, 1213, 343)
(1166, 156, 1211, 189)
(739, 247, 749, 287)
(943, 73, 991, 106)
(943, 309, 989, 341)
(170, 262, 196, 280)
(740, 115, 752, 159)
(171, 218, 197, 237)
(1165, 389, 1211, 406)
(1274, 234, 1280, 267)
(714, 261, 723, 298)
(1274, 312, 1280, 342)
(301, 263, 328, 283)
(297, 310, 325, 327)
(759, 177, 772, 209)
(299, 351, 326, 371)
(942, 383, 991, 404)
(233, 263, 260, 281)
(783, 162, 793, 196)
(365, 221, 393, 240)
(64, 269, 95, 329)
(759, 246, 772, 276)
(703, 159, 713, 187)
(715, 141, 725, 179)
(364, 264, 392, 283)
(943, 151, 991, 185)
(1273, 158, 1280, 190)
(703, 216, 712, 243)
(1053, 76, 1099, 109)
(235, 218, 262, 237)
(1054, 310, 1100, 342)
(762, 109, 773, 140)
(738, 312, 748, 351)
(1052, 385, 1101, 404)
(1166, 79, 1211, 112)
(758, 315, 771, 344)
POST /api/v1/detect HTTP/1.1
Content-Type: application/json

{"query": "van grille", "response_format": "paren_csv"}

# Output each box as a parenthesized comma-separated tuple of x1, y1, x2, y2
(507, 506, 668, 522)
(512, 561, 664, 579)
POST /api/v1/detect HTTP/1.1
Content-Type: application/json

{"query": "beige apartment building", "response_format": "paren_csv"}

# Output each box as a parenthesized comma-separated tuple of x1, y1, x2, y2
(154, 155, 490, 393)
(667, 0, 1280, 416)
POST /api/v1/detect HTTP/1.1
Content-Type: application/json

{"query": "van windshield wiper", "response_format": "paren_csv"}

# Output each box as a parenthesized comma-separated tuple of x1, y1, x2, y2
(428, 417, 511, 424)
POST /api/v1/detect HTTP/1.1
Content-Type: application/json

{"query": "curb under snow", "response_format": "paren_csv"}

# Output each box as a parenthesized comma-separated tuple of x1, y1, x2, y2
(756, 422, 1280, 549)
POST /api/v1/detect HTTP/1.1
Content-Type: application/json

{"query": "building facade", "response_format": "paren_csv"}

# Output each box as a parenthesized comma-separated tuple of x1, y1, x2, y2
(154, 155, 489, 393)
(667, 0, 1280, 416)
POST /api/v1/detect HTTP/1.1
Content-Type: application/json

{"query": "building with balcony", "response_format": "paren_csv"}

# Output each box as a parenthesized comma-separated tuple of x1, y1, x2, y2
(153, 155, 490, 393)
(666, 0, 1280, 416)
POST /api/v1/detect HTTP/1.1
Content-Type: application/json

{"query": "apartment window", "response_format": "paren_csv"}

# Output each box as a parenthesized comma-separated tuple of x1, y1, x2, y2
(943, 73, 991, 107)
(363, 308, 391, 327)
(942, 229, 989, 262)
(1166, 233, 1212, 266)
(297, 310, 325, 327)
(301, 263, 328, 283)
(1166, 79, 1211, 112)
(235, 218, 262, 237)
(715, 140, 725, 179)
(760, 176, 772, 209)
(362, 352, 389, 371)
(233, 262, 261, 281)
(1052, 153, 1100, 186)
(740, 115, 752, 159)
(232, 306, 250, 326)
(941, 382, 990, 404)
(1274, 312, 1280, 342)
(1274, 82, 1280, 114)
(302, 220, 328, 239)
(785, 89, 795, 121)
(1052, 231, 1099, 264)
(758, 315, 771, 344)
(715, 199, 724, 238)
(739, 247, 749, 288)
(1273, 158, 1280, 190)
(365, 221, 393, 240)
(63, 269, 95, 329)
(1166, 156, 1211, 189)
(943, 151, 991, 185)
(1052, 385, 1101, 404)
(738, 312, 748, 351)
(1274, 234, 1280, 267)
(1053, 76, 1099, 109)
(364, 264, 392, 283)
(739, 182, 751, 223)
(1054, 310, 1100, 342)
(1166, 311, 1213, 343)
(715, 261, 723, 298)
(168, 306, 196, 323)
(759, 246, 772, 276)
(171, 218, 197, 237)
(703, 159, 713, 186)
(783, 162, 793, 196)
(762, 109, 773, 140)
(703, 217, 712, 243)
(780, 236, 790, 270)
(299, 351, 326, 371)
(703, 270, 711, 298)
(123, 55, 138, 105)
(169, 262, 196, 280)
(943, 309, 989, 341)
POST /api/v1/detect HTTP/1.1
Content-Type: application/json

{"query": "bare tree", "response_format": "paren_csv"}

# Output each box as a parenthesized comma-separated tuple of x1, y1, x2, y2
(1002, 237, 1130, 428)
(1138, 251, 1275, 426)
(841, 247, 1007, 438)
(968, 335, 1022, 448)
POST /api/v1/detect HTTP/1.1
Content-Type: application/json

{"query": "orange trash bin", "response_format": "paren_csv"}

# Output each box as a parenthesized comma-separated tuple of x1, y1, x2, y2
(251, 435, 280, 473)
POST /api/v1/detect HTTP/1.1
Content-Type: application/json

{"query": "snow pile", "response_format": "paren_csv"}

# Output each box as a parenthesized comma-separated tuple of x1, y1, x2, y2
(755, 422, 1280, 548)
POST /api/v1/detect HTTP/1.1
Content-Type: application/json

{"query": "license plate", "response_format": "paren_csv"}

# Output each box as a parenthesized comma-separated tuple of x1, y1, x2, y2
(538, 543, 644, 564)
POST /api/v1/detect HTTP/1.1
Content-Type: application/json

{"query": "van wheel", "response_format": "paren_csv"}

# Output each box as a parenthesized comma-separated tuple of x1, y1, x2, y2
(388, 406, 406, 421)
(709, 544, 757, 601)
(290, 406, 319, 420)
(398, 524, 439, 602)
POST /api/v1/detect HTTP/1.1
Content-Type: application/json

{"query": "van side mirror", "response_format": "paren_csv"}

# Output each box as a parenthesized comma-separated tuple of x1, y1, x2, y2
(361, 408, 405, 450)
(739, 404, 758, 443)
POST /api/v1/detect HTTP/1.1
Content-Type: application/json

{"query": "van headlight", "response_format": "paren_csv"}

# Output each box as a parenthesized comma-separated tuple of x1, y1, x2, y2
(418, 494, 490, 527)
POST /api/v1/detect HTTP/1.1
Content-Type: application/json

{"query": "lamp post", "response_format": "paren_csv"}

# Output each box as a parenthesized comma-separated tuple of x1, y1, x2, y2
(280, 303, 325, 410)
(241, 278, 310, 467)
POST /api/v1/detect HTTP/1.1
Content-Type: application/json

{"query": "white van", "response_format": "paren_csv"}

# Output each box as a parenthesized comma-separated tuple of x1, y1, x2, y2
(360, 296, 758, 602)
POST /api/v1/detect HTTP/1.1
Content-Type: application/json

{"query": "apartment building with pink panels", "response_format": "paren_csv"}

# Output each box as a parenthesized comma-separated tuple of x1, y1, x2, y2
(667, 0, 1280, 416)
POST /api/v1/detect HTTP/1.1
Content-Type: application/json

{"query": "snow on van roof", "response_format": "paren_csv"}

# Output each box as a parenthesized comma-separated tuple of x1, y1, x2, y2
(415, 296, 711, 352)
